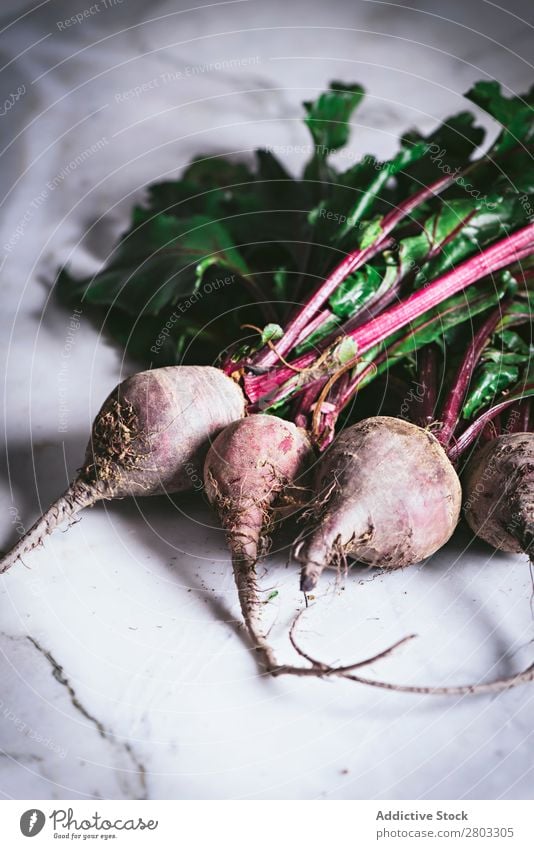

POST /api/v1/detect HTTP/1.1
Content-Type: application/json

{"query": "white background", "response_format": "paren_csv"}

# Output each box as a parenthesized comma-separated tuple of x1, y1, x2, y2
(0, 0, 533, 800)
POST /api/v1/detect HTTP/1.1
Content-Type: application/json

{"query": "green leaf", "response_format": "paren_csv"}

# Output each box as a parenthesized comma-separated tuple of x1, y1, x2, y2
(497, 330, 530, 355)
(462, 329, 533, 418)
(335, 337, 358, 363)
(329, 265, 387, 319)
(144, 155, 258, 221)
(261, 323, 284, 344)
(411, 111, 485, 163)
(389, 198, 479, 288)
(309, 138, 433, 254)
(334, 141, 430, 241)
(462, 363, 520, 418)
(303, 82, 364, 155)
(393, 112, 485, 196)
(255, 149, 293, 186)
(466, 80, 534, 154)
(413, 193, 533, 287)
(62, 213, 250, 316)
(358, 217, 384, 250)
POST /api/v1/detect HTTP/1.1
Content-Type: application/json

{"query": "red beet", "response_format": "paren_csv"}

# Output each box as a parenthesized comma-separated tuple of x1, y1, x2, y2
(463, 432, 534, 562)
(1, 366, 245, 573)
(295, 416, 462, 591)
(204, 414, 312, 669)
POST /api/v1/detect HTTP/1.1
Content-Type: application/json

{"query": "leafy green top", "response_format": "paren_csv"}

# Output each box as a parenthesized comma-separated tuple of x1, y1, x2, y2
(57, 79, 533, 370)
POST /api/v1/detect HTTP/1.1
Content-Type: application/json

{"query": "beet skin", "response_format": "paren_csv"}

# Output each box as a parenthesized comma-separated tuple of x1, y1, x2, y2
(295, 416, 462, 590)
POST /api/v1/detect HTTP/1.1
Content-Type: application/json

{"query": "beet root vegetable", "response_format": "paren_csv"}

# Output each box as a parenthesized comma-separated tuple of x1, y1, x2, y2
(295, 416, 462, 591)
(202, 418, 534, 694)
(1, 366, 245, 573)
(204, 414, 312, 670)
(463, 432, 534, 562)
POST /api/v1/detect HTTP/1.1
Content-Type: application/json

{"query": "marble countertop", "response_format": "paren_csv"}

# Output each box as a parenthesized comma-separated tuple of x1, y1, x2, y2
(0, 0, 533, 800)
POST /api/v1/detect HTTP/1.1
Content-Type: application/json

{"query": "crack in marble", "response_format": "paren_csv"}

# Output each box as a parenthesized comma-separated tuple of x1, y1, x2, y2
(27, 637, 107, 737)
(0, 631, 148, 798)
(0, 752, 43, 763)
(123, 742, 148, 798)
(25, 636, 149, 799)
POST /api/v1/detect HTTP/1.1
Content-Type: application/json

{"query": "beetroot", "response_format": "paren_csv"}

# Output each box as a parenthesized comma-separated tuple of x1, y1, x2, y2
(1, 366, 245, 572)
(204, 414, 311, 669)
(295, 416, 462, 591)
(463, 432, 534, 562)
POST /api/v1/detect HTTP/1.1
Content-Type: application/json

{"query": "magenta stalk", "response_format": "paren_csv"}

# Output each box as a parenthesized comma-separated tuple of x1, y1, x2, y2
(249, 175, 456, 370)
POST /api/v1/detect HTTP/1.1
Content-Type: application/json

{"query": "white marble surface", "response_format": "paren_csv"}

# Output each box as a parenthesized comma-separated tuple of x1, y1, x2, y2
(0, 0, 533, 800)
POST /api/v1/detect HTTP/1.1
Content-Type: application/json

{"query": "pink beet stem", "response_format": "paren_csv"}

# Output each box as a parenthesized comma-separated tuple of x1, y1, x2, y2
(292, 377, 329, 427)
(251, 175, 455, 369)
(438, 302, 509, 448)
(299, 209, 478, 357)
(293, 309, 335, 349)
(449, 381, 534, 461)
(246, 223, 534, 407)
(335, 286, 498, 419)
(417, 344, 439, 426)
(347, 230, 533, 355)
(339, 357, 385, 410)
